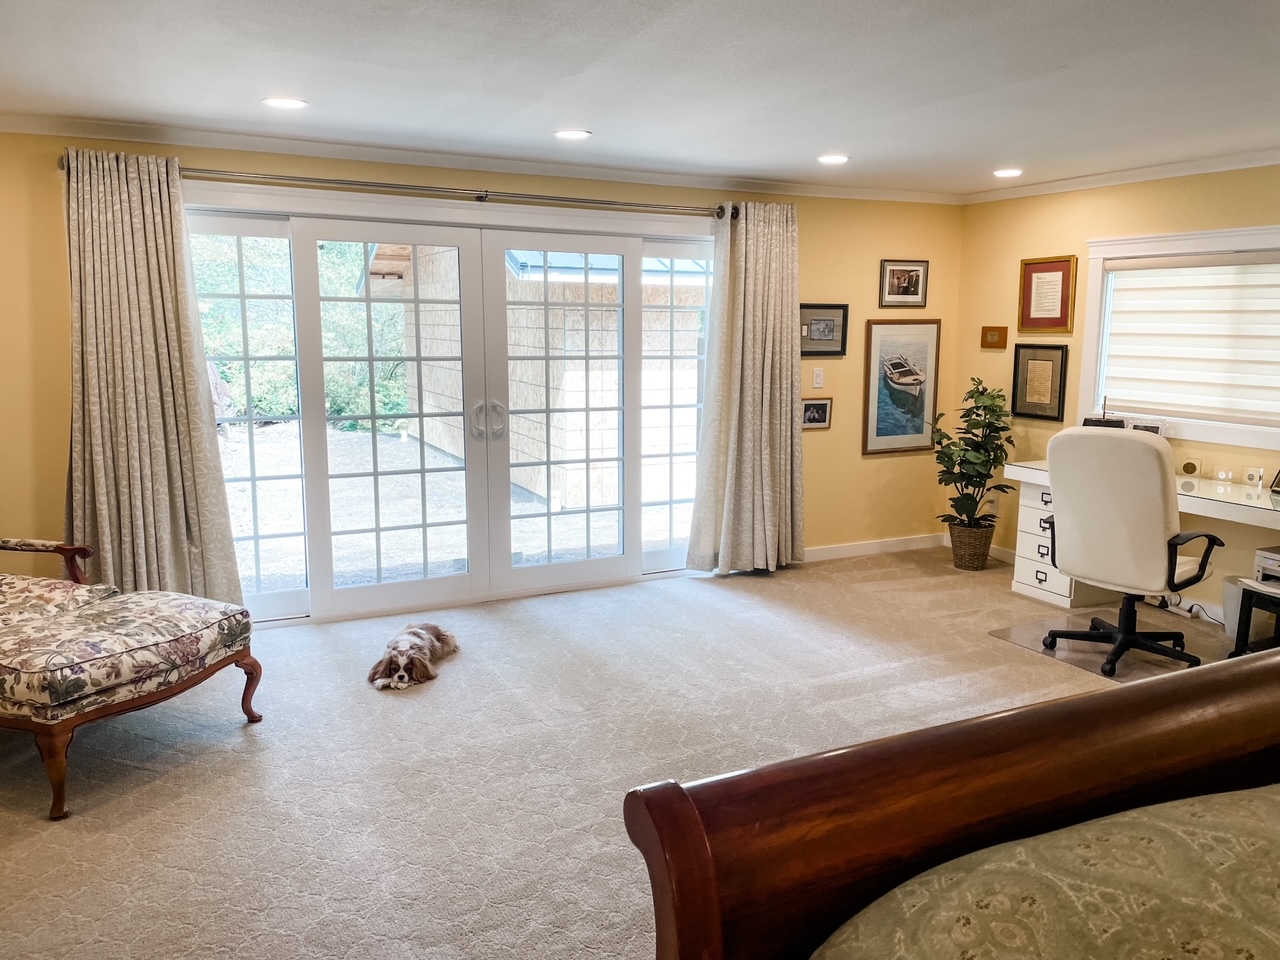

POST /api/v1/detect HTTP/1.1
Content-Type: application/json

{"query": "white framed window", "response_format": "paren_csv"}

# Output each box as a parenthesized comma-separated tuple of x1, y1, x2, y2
(1081, 224, 1280, 448)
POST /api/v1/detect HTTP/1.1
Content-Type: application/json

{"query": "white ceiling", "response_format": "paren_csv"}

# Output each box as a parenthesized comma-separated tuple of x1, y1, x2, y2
(3, 0, 1279, 200)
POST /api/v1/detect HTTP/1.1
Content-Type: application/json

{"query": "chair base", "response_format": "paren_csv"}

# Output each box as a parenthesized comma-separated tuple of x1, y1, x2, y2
(1042, 594, 1200, 677)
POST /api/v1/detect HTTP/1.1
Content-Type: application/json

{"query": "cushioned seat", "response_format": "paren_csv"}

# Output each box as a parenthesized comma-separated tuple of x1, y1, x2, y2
(813, 784, 1280, 959)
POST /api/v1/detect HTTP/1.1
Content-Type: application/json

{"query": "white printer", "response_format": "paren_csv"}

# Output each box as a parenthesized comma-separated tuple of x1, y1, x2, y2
(1257, 545, 1280, 583)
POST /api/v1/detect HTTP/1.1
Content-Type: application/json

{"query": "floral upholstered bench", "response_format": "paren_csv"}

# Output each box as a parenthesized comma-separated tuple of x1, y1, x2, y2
(0, 539, 261, 819)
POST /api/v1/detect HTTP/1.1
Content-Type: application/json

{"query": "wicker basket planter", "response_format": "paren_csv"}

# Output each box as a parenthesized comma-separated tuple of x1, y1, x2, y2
(949, 524, 995, 571)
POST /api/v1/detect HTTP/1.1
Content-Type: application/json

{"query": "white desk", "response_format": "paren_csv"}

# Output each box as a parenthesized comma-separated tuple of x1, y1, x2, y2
(1003, 460, 1280, 608)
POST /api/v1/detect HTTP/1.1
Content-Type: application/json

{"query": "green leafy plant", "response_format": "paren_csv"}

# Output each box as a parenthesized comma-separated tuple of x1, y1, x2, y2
(931, 377, 1015, 528)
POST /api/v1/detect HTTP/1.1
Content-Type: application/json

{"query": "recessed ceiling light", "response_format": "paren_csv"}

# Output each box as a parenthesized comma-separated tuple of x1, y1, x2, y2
(818, 154, 849, 165)
(262, 97, 308, 110)
(555, 129, 592, 140)
(993, 168, 1023, 178)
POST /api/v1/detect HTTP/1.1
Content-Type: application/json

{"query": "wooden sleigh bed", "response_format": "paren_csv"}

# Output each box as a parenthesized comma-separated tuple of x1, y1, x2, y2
(623, 649, 1280, 960)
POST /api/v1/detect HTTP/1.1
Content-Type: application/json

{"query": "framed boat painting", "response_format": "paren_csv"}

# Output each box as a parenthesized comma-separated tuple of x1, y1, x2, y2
(862, 319, 941, 455)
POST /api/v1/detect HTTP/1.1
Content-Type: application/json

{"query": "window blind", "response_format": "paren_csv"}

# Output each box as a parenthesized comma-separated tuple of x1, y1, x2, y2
(1101, 259, 1280, 427)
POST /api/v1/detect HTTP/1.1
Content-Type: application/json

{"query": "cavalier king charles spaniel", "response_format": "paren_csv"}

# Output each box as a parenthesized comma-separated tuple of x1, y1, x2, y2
(368, 622, 459, 690)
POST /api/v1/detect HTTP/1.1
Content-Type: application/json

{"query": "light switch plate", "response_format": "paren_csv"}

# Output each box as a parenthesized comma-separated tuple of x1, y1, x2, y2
(812, 367, 824, 388)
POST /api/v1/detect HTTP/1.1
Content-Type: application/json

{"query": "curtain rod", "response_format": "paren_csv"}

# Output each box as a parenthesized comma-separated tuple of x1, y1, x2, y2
(57, 153, 737, 219)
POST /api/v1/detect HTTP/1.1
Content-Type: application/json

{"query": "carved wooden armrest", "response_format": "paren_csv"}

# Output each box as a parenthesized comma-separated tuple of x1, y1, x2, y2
(0, 538, 94, 584)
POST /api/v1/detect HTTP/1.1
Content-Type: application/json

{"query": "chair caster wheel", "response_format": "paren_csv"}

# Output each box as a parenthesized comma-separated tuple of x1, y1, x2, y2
(1042, 636, 1056, 650)
(1172, 639, 1185, 652)
(1101, 661, 1117, 677)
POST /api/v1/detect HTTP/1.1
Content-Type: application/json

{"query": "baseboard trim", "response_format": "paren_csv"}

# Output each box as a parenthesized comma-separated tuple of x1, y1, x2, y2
(804, 533, 945, 562)
(989, 545, 1016, 564)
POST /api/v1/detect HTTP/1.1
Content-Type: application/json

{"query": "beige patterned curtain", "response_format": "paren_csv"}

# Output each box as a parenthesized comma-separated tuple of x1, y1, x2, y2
(65, 149, 242, 603)
(687, 202, 804, 574)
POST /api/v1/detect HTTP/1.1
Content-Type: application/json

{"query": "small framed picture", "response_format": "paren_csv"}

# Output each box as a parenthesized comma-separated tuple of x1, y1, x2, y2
(1018, 256, 1077, 334)
(862, 319, 941, 454)
(980, 325, 1008, 349)
(1011, 343, 1068, 421)
(802, 398, 832, 430)
(800, 303, 849, 357)
(879, 260, 929, 308)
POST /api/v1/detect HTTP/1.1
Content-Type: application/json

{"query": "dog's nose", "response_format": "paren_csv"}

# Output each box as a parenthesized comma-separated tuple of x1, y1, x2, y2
(396, 672, 408, 682)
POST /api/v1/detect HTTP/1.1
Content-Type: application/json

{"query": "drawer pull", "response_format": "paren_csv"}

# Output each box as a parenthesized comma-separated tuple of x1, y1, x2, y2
(1037, 544, 1050, 559)
(1035, 570, 1048, 584)
(1039, 517, 1052, 531)
(1040, 491, 1052, 506)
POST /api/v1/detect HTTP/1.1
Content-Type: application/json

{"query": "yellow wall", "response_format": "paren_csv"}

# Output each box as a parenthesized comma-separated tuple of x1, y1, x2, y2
(956, 166, 1280, 604)
(0, 131, 961, 575)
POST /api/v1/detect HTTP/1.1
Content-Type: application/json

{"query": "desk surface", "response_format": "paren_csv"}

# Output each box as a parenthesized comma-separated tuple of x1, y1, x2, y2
(1005, 460, 1280, 532)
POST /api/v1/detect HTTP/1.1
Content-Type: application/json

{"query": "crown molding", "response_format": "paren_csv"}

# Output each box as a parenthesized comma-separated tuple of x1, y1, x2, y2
(962, 146, 1280, 204)
(0, 112, 960, 205)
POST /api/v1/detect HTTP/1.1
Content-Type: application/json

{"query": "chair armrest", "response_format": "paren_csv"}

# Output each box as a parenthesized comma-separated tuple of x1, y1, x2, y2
(0, 538, 94, 585)
(1045, 515, 1056, 568)
(1167, 531, 1224, 592)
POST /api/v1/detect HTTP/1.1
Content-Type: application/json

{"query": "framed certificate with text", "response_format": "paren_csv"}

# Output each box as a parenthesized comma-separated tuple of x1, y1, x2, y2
(1012, 343, 1068, 421)
(1017, 255, 1077, 334)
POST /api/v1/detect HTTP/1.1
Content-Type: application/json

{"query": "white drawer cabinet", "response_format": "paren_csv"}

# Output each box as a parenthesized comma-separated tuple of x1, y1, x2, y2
(1007, 477, 1117, 609)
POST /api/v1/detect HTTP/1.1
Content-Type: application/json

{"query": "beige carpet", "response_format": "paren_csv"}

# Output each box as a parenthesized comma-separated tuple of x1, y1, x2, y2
(0, 549, 1110, 960)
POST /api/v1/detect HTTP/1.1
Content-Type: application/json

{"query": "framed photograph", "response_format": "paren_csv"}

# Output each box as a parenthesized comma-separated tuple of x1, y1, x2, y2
(980, 325, 1008, 349)
(879, 260, 929, 308)
(1012, 343, 1068, 421)
(862, 319, 941, 455)
(802, 398, 832, 430)
(1018, 255, 1077, 334)
(800, 303, 849, 357)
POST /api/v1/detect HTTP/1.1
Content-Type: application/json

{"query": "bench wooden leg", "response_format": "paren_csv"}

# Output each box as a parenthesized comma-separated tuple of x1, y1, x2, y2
(235, 654, 264, 723)
(34, 728, 75, 821)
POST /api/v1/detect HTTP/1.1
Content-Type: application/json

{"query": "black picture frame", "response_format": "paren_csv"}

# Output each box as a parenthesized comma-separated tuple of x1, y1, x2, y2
(800, 303, 850, 357)
(802, 398, 832, 429)
(1011, 343, 1068, 421)
(878, 260, 929, 308)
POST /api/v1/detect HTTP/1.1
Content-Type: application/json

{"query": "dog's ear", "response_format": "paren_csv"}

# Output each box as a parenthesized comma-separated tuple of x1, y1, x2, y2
(408, 651, 438, 684)
(368, 655, 393, 685)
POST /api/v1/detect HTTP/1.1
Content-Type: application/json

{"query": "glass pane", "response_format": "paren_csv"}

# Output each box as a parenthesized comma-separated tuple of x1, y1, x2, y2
(328, 421, 374, 473)
(643, 504, 671, 551)
(241, 236, 293, 295)
(333, 533, 377, 588)
(371, 302, 413, 358)
(191, 235, 240, 296)
(510, 465, 548, 516)
(375, 420, 420, 472)
(589, 308, 621, 356)
(211, 361, 247, 419)
(218, 422, 251, 478)
(330, 475, 376, 532)
(673, 359, 700, 405)
(322, 300, 369, 358)
(589, 411, 619, 459)
(258, 536, 307, 591)
(590, 510, 621, 557)
(325, 361, 371, 416)
(589, 461, 620, 507)
(508, 305, 546, 357)
(550, 411, 586, 461)
(642, 407, 671, 455)
(588, 254, 621, 303)
(234, 539, 257, 593)
(556, 462, 588, 510)
(642, 259, 671, 305)
(549, 256, 586, 303)
(422, 416, 465, 467)
(199, 298, 244, 356)
(672, 455, 697, 499)
(549, 359, 586, 409)
(557, 307, 586, 354)
(419, 305, 462, 358)
(367, 243, 412, 300)
(318, 241, 369, 297)
(380, 528, 425, 582)
(415, 245, 460, 301)
(225, 481, 253, 538)
(550, 512, 587, 562)
(246, 299, 296, 357)
(418, 361, 462, 416)
(508, 359, 546, 411)
(252, 420, 302, 477)
(256, 479, 305, 535)
(249, 361, 298, 419)
(509, 413, 547, 464)
(378, 473, 423, 527)
(671, 503, 694, 547)
(373, 360, 409, 417)
(588, 359, 619, 408)
(511, 516, 549, 565)
(643, 457, 671, 502)
(642, 309, 671, 353)
(424, 470, 467, 524)
(506, 254, 545, 301)
(427, 524, 468, 577)
(672, 407, 698, 454)
(642, 359, 671, 406)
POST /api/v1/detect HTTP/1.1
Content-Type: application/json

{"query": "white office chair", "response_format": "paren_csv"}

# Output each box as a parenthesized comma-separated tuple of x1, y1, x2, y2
(1042, 427, 1224, 676)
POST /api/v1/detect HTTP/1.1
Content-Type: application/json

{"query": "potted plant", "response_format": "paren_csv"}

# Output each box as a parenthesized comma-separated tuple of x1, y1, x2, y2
(931, 377, 1015, 570)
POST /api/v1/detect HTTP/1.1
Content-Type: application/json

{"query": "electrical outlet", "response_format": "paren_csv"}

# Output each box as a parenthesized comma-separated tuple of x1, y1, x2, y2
(812, 367, 824, 388)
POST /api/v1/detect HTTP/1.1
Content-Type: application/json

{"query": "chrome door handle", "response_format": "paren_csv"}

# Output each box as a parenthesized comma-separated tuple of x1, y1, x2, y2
(469, 401, 487, 439)
(489, 400, 507, 439)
